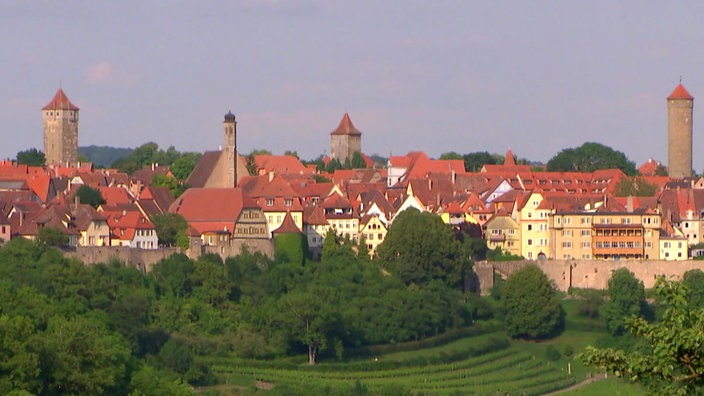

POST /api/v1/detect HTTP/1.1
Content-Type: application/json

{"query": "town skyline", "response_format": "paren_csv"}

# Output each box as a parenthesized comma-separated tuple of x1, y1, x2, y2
(3, 1, 704, 167)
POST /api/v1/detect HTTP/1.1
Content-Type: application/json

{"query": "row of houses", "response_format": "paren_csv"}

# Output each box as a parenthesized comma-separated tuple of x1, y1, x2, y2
(0, 149, 701, 262)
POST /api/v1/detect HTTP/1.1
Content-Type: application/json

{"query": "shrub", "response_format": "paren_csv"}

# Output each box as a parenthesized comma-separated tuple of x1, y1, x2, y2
(544, 345, 561, 361)
(562, 344, 574, 357)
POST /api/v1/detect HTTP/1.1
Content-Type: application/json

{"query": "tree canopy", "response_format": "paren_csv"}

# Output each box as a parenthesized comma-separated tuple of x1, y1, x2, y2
(546, 142, 637, 175)
(16, 148, 46, 167)
(613, 176, 658, 197)
(376, 208, 469, 289)
(151, 213, 189, 249)
(500, 264, 564, 339)
(582, 277, 704, 395)
(600, 268, 647, 336)
(75, 185, 106, 208)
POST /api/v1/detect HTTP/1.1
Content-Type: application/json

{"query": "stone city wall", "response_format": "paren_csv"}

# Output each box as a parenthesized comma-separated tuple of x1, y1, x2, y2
(67, 238, 274, 272)
(474, 259, 704, 295)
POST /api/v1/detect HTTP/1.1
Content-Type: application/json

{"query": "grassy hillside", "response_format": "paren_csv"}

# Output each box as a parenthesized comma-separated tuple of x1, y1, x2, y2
(199, 299, 643, 396)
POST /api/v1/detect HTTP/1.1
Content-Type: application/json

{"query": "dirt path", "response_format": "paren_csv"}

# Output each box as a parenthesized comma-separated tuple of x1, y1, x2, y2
(543, 373, 607, 395)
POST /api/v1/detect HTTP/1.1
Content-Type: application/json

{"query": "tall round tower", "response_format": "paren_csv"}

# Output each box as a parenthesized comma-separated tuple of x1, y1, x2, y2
(42, 88, 79, 166)
(223, 110, 237, 187)
(667, 83, 694, 179)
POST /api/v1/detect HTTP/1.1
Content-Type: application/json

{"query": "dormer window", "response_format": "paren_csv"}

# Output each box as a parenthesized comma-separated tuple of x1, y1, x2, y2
(284, 199, 292, 207)
(266, 198, 274, 207)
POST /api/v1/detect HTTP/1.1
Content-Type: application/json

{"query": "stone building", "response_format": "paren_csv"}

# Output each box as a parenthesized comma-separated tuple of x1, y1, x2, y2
(330, 113, 362, 165)
(43, 88, 79, 166)
(667, 83, 694, 179)
(186, 110, 249, 188)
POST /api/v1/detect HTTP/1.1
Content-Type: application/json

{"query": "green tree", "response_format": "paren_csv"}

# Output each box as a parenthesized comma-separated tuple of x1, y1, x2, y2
(0, 315, 40, 394)
(582, 277, 704, 395)
(33, 315, 131, 395)
(16, 148, 45, 167)
(151, 213, 189, 249)
(75, 185, 106, 208)
(36, 226, 69, 247)
(463, 151, 499, 172)
(600, 268, 646, 336)
(376, 208, 468, 289)
(501, 264, 564, 339)
(169, 153, 201, 181)
(277, 287, 340, 365)
(151, 173, 186, 198)
(613, 176, 658, 197)
(439, 152, 462, 160)
(350, 151, 367, 168)
(546, 142, 637, 175)
(681, 269, 704, 309)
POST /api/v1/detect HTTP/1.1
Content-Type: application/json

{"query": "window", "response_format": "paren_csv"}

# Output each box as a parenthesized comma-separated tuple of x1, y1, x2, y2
(378, 233, 382, 240)
(621, 218, 632, 225)
(508, 229, 515, 235)
(527, 224, 533, 231)
(562, 230, 572, 236)
(528, 239, 533, 246)
(284, 198, 292, 207)
(581, 242, 590, 248)
(562, 242, 572, 248)
(266, 198, 274, 206)
(664, 242, 671, 248)
(581, 230, 590, 236)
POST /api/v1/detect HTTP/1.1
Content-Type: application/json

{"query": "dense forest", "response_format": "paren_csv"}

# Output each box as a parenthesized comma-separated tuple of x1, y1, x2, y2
(0, 209, 489, 395)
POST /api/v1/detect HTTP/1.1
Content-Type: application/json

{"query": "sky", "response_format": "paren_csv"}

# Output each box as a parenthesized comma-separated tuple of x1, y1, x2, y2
(2, 1, 704, 169)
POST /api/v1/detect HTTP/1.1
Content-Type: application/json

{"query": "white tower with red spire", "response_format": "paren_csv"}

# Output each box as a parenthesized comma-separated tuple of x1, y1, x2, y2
(42, 88, 79, 166)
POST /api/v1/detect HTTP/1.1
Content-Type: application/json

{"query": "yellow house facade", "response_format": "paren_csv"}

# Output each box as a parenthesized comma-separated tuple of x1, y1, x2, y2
(518, 192, 551, 260)
(484, 214, 521, 257)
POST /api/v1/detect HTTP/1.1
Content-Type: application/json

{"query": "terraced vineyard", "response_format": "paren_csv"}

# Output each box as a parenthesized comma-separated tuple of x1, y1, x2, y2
(209, 334, 577, 395)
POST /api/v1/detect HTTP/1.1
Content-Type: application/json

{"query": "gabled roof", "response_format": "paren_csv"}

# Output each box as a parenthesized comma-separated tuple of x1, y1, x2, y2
(254, 155, 312, 175)
(322, 193, 353, 209)
(668, 83, 693, 100)
(330, 113, 362, 136)
(239, 173, 300, 199)
(98, 186, 133, 206)
(303, 205, 329, 226)
(170, 188, 258, 222)
(272, 211, 302, 234)
(42, 88, 79, 111)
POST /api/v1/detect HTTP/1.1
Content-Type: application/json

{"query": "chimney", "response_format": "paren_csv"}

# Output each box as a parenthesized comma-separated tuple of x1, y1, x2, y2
(451, 170, 456, 184)
(268, 171, 275, 182)
(428, 178, 433, 191)
(627, 196, 633, 213)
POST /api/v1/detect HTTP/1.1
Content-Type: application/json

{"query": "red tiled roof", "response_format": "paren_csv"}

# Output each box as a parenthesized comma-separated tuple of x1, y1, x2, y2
(170, 188, 258, 222)
(272, 211, 302, 234)
(254, 155, 312, 175)
(638, 158, 661, 176)
(668, 84, 693, 100)
(98, 186, 133, 206)
(330, 113, 362, 136)
(42, 88, 79, 111)
(303, 205, 329, 225)
(504, 148, 516, 167)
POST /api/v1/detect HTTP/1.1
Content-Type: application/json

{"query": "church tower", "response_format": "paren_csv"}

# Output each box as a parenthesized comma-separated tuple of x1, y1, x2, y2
(330, 113, 362, 165)
(667, 83, 694, 179)
(43, 88, 79, 166)
(223, 110, 237, 187)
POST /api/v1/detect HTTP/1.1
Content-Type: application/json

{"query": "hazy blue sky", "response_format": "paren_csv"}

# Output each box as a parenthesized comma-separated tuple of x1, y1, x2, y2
(2, 1, 704, 168)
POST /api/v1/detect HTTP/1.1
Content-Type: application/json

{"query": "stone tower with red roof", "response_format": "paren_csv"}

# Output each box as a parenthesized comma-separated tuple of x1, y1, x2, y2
(330, 113, 362, 165)
(667, 83, 694, 178)
(42, 88, 79, 166)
